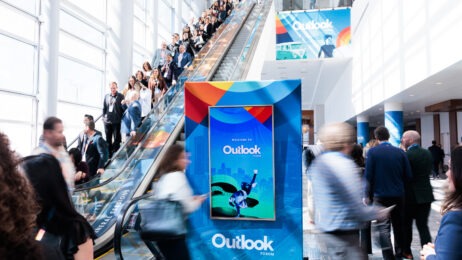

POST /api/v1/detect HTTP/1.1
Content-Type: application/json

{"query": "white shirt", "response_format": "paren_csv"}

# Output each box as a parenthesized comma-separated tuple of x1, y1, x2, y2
(139, 87, 152, 117)
(152, 171, 201, 214)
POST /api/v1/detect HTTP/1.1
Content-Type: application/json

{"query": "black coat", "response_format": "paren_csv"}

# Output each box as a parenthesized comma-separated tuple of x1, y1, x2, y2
(103, 92, 125, 124)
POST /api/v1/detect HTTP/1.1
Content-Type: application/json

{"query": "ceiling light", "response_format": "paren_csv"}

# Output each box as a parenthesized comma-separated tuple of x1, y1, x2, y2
(409, 94, 415, 97)
(416, 110, 420, 113)
(435, 82, 443, 85)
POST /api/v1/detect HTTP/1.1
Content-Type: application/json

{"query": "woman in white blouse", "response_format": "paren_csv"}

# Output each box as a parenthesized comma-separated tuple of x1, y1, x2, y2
(151, 144, 206, 259)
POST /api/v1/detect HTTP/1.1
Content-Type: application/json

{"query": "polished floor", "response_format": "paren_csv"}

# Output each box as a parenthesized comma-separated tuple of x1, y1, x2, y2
(302, 172, 447, 260)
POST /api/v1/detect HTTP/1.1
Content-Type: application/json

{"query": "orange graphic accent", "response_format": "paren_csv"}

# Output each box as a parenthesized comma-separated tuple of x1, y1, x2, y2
(276, 16, 288, 34)
(185, 82, 229, 124)
(247, 106, 272, 124)
(336, 27, 351, 47)
(143, 130, 170, 149)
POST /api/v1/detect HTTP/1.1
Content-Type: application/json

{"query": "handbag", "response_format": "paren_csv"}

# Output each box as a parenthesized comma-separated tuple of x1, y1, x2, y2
(138, 197, 187, 241)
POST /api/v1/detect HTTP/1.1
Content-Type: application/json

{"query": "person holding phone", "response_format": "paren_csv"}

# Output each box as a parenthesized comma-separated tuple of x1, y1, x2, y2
(148, 144, 206, 259)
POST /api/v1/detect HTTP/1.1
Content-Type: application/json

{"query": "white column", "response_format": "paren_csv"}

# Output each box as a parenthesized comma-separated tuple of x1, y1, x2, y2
(37, 0, 60, 123)
(384, 102, 403, 147)
(106, 0, 134, 88)
(313, 104, 325, 143)
(152, 0, 159, 51)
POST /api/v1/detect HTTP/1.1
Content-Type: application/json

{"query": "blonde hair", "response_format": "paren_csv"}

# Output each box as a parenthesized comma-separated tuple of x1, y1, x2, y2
(318, 122, 355, 151)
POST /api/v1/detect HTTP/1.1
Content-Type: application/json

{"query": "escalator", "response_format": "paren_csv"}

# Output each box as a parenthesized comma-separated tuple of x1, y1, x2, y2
(68, 1, 272, 258)
(107, 1, 274, 259)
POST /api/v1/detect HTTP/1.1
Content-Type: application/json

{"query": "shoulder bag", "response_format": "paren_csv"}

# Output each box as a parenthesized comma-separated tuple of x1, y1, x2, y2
(138, 197, 187, 241)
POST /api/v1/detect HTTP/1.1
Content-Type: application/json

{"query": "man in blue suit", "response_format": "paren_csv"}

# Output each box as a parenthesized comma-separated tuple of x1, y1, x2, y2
(364, 126, 412, 260)
(173, 44, 192, 79)
(121, 91, 141, 142)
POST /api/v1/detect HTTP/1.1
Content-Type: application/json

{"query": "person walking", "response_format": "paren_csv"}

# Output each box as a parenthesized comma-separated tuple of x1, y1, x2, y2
(310, 122, 388, 259)
(428, 140, 444, 179)
(401, 130, 434, 259)
(146, 144, 206, 259)
(364, 126, 412, 260)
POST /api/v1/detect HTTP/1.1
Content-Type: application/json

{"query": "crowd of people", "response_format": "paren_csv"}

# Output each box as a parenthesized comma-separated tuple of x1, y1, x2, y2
(306, 124, 461, 260)
(0, 1, 239, 259)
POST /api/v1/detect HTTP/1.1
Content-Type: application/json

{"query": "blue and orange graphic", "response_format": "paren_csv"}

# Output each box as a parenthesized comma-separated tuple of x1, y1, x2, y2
(184, 80, 303, 259)
(276, 8, 351, 60)
(209, 106, 275, 220)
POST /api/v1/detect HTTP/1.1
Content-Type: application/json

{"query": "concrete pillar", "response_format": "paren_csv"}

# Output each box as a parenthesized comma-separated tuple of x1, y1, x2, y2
(38, 0, 60, 123)
(384, 102, 403, 147)
(357, 115, 369, 147)
(106, 0, 134, 88)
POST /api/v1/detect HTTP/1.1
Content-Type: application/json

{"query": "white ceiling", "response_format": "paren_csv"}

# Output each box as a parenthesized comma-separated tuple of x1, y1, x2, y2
(262, 58, 462, 127)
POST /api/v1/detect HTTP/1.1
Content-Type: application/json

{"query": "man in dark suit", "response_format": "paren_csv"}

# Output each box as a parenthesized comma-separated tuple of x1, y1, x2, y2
(161, 52, 176, 87)
(77, 114, 101, 157)
(428, 140, 444, 178)
(401, 130, 434, 259)
(173, 44, 192, 79)
(364, 126, 412, 260)
(83, 121, 108, 180)
(102, 82, 125, 157)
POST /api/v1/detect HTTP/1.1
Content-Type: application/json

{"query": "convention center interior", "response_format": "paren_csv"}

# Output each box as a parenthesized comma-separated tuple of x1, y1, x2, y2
(1, 0, 462, 259)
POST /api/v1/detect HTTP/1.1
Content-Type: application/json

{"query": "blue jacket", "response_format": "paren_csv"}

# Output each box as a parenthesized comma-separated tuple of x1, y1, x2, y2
(173, 51, 192, 78)
(427, 211, 462, 260)
(121, 100, 141, 135)
(365, 142, 412, 198)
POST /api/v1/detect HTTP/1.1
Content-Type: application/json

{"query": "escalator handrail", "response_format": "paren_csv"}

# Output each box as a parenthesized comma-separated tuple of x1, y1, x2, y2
(187, 1, 257, 82)
(229, 1, 268, 80)
(110, 1, 259, 255)
(73, 86, 182, 192)
(114, 192, 153, 260)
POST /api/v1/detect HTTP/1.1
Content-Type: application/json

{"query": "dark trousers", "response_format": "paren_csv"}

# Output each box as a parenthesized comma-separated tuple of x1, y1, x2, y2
(432, 162, 439, 178)
(104, 122, 121, 157)
(156, 237, 190, 260)
(318, 230, 367, 260)
(403, 202, 432, 254)
(374, 197, 405, 260)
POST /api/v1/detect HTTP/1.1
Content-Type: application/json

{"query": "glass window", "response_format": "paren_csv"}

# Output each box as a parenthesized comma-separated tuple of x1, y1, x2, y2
(0, 34, 36, 94)
(0, 121, 34, 156)
(133, 18, 146, 47)
(66, 0, 106, 23)
(0, 4, 37, 42)
(60, 10, 105, 47)
(58, 57, 104, 106)
(159, 0, 172, 33)
(0, 92, 34, 122)
(59, 32, 104, 68)
(2, 0, 37, 15)
(57, 102, 102, 144)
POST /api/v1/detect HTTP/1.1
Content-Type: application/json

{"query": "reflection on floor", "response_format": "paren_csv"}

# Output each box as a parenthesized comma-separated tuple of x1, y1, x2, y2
(97, 232, 154, 260)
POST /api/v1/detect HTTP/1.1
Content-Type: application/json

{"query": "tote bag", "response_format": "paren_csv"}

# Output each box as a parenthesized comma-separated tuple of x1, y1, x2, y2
(138, 198, 187, 241)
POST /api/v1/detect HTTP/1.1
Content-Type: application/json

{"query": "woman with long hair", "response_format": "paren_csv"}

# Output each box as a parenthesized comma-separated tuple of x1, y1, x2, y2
(148, 67, 168, 105)
(149, 144, 206, 259)
(0, 133, 42, 259)
(421, 146, 462, 259)
(122, 75, 136, 97)
(21, 153, 97, 259)
(142, 61, 153, 79)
